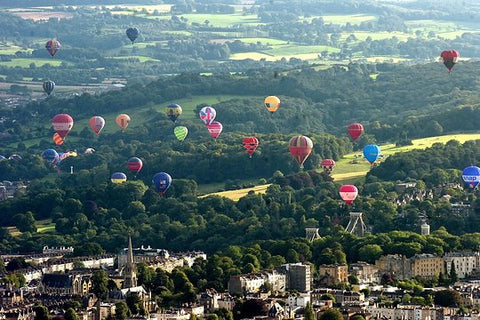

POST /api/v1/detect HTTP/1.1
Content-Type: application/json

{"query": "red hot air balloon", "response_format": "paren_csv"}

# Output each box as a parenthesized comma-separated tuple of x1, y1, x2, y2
(127, 157, 143, 176)
(45, 39, 61, 57)
(321, 158, 335, 173)
(289, 135, 313, 169)
(339, 185, 358, 204)
(89, 116, 105, 135)
(242, 137, 259, 158)
(440, 50, 459, 72)
(206, 121, 223, 139)
(52, 114, 73, 138)
(347, 123, 364, 141)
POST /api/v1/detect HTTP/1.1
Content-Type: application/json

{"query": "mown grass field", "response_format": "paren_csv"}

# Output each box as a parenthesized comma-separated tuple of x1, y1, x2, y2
(7, 219, 55, 237)
(0, 58, 64, 67)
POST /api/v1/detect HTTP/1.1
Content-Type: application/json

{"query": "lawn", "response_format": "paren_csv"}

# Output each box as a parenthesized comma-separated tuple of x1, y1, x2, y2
(0, 58, 64, 67)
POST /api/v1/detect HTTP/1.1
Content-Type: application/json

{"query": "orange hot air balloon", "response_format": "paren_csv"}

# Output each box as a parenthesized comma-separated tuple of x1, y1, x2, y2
(264, 96, 281, 113)
(116, 114, 130, 132)
(89, 116, 105, 135)
(288, 135, 313, 169)
(53, 133, 64, 146)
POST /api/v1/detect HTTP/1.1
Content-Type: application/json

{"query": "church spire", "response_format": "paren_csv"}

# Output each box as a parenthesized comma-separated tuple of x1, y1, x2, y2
(123, 235, 137, 288)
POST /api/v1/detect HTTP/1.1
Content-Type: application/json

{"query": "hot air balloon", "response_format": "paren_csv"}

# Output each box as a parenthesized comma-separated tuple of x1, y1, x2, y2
(42, 149, 59, 165)
(242, 137, 259, 158)
(52, 114, 73, 139)
(289, 135, 313, 169)
(441, 50, 459, 72)
(363, 144, 381, 165)
(462, 166, 480, 189)
(152, 172, 172, 196)
(321, 158, 335, 173)
(84, 148, 96, 154)
(166, 104, 182, 123)
(339, 185, 358, 204)
(127, 157, 143, 176)
(89, 116, 105, 135)
(126, 27, 139, 44)
(347, 123, 364, 142)
(116, 114, 130, 132)
(206, 121, 223, 139)
(43, 80, 55, 95)
(8, 154, 22, 160)
(45, 39, 61, 57)
(174, 126, 188, 141)
(111, 172, 127, 184)
(264, 96, 281, 113)
(53, 133, 64, 146)
(199, 106, 216, 125)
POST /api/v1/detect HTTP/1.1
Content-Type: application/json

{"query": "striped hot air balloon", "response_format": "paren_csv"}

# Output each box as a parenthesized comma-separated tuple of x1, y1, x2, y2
(111, 172, 127, 184)
(174, 126, 188, 141)
(53, 133, 64, 145)
(288, 135, 313, 169)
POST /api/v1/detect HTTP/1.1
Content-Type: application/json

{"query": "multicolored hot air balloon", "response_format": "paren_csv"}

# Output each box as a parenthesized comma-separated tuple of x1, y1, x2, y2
(52, 114, 73, 139)
(363, 144, 381, 165)
(206, 121, 223, 139)
(289, 135, 313, 169)
(441, 50, 459, 72)
(127, 157, 143, 176)
(462, 166, 480, 189)
(45, 39, 61, 57)
(42, 149, 59, 165)
(53, 133, 64, 146)
(174, 126, 188, 141)
(43, 80, 55, 95)
(111, 172, 127, 184)
(152, 172, 172, 196)
(264, 96, 281, 113)
(199, 106, 216, 125)
(126, 27, 140, 44)
(116, 114, 130, 132)
(242, 137, 259, 158)
(166, 104, 182, 123)
(89, 116, 105, 136)
(321, 158, 335, 173)
(347, 123, 364, 141)
(339, 185, 358, 204)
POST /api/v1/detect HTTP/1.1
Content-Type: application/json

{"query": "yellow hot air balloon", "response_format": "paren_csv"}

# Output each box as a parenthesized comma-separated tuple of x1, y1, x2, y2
(116, 114, 130, 132)
(264, 96, 281, 113)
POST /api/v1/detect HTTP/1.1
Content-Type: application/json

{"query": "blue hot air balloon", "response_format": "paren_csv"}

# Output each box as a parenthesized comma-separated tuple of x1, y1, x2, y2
(111, 172, 127, 184)
(363, 144, 381, 165)
(42, 149, 59, 165)
(152, 172, 172, 196)
(462, 166, 480, 189)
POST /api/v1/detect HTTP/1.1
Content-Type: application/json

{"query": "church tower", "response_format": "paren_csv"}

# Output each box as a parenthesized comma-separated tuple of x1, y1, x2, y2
(123, 236, 137, 288)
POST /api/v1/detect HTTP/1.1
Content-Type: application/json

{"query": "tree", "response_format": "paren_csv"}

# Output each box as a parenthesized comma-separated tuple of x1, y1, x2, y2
(304, 302, 315, 320)
(91, 270, 109, 300)
(33, 304, 49, 320)
(65, 308, 79, 320)
(115, 301, 130, 320)
(450, 261, 458, 283)
(434, 289, 462, 307)
(319, 308, 343, 320)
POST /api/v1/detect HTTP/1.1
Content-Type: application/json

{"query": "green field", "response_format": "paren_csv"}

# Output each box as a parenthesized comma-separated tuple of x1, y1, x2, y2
(111, 55, 161, 63)
(317, 14, 377, 25)
(0, 58, 64, 67)
(7, 219, 55, 237)
(148, 13, 262, 27)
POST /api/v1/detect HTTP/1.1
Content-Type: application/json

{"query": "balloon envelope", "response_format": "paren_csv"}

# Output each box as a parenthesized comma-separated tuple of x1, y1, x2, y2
(89, 116, 105, 135)
(289, 135, 313, 168)
(174, 126, 188, 141)
(441, 50, 459, 71)
(166, 104, 182, 123)
(199, 106, 216, 125)
(116, 114, 130, 131)
(111, 172, 127, 184)
(126, 27, 139, 43)
(43, 80, 55, 95)
(53, 133, 64, 146)
(42, 149, 59, 164)
(363, 144, 381, 164)
(347, 123, 364, 141)
(206, 121, 223, 139)
(45, 39, 61, 57)
(127, 157, 143, 175)
(462, 166, 480, 189)
(242, 137, 259, 157)
(339, 185, 358, 204)
(152, 172, 172, 196)
(264, 96, 281, 113)
(52, 113, 74, 138)
(321, 158, 335, 172)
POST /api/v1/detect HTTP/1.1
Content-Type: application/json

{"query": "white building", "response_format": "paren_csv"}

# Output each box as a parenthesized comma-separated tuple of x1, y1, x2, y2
(444, 252, 480, 279)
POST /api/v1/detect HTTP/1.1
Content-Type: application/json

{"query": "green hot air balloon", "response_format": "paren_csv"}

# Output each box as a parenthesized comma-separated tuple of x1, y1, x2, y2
(174, 126, 188, 141)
